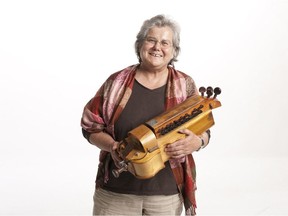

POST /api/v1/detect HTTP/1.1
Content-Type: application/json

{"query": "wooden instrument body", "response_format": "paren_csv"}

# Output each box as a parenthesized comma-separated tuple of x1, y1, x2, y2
(117, 93, 221, 179)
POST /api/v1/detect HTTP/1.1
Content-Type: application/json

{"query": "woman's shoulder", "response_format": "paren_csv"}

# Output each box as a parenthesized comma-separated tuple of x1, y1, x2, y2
(100, 64, 137, 92)
(169, 67, 197, 97)
(170, 67, 194, 82)
(107, 64, 138, 81)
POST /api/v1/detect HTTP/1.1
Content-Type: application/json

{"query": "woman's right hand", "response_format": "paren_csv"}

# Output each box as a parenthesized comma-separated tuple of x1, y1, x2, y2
(110, 141, 123, 168)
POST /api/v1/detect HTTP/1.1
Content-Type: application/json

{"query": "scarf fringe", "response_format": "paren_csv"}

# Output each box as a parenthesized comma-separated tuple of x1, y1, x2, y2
(185, 206, 196, 216)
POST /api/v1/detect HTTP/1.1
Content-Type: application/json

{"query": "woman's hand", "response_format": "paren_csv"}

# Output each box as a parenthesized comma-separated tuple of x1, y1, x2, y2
(110, 141, 123, 168)
(164, 129, 202, 159)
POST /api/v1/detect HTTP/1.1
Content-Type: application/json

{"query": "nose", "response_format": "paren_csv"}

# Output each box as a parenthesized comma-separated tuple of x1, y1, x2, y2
(153, 41, 161, 49)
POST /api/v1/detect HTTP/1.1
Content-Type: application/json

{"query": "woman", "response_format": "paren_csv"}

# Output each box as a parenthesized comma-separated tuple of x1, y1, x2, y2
(81, 14, 210, 216)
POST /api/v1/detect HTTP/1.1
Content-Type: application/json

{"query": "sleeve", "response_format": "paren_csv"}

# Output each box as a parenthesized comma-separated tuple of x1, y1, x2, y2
(80, 85, 106, 134)
(82, 128, 91, 143)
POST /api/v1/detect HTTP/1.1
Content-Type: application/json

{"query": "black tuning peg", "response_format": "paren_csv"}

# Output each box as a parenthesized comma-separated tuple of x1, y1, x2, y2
(206, 86, 213, 98)
(199, 87, 206, 97)
(213, 87, 221, 99)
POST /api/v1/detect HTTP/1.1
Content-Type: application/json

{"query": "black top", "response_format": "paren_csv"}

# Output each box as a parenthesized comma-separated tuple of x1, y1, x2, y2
(103, 80, 178, 195)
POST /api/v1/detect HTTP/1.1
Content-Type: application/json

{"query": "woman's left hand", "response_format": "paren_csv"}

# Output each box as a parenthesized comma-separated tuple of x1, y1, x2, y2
(164, 129, 201, 159)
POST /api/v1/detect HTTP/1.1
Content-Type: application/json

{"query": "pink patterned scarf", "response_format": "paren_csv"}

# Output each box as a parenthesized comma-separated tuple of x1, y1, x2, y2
(81, 64, 198, 215)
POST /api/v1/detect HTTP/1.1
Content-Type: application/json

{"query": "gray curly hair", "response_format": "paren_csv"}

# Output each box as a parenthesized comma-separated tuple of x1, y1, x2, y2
(134, 14, 181, 67)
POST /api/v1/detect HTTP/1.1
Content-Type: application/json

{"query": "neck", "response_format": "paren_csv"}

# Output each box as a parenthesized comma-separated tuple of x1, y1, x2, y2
(137, 64, 168, 77)
(135, 66, 169, 90)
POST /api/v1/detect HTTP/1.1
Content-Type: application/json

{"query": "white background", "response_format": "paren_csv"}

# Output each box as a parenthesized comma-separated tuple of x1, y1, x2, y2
(1, 0, 288, 215)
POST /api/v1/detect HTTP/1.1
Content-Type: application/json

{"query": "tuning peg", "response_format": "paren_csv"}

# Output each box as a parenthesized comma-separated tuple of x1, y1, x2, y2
(213, 87, 221, 99)
(206, 86, 213, 98)
(199, 87, 206, 97)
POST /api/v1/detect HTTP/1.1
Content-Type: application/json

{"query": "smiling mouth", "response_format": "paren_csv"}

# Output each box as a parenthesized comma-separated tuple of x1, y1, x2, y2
(150, 53, 162, 57)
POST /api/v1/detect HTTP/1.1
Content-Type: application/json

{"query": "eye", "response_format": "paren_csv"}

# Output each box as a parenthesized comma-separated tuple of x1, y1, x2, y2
(147, 38, 156, 44)
(162, 41, 169, 46)
(161, 40, 171, 47)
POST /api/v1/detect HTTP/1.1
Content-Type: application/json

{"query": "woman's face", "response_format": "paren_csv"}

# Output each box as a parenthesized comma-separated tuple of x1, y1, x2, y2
(139, 26, 174, 71)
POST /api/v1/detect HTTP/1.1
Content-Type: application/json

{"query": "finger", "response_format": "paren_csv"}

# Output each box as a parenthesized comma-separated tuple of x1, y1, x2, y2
(112, 141, 119, 150)
(178, 128, 191, 134)
(165, 143, 180, 152)
(169, 150, 186, 159)
(171, 154, 185, 159)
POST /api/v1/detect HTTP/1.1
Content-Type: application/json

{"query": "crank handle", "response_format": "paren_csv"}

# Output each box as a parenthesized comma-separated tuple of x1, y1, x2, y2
(112, 161, 128, 178)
